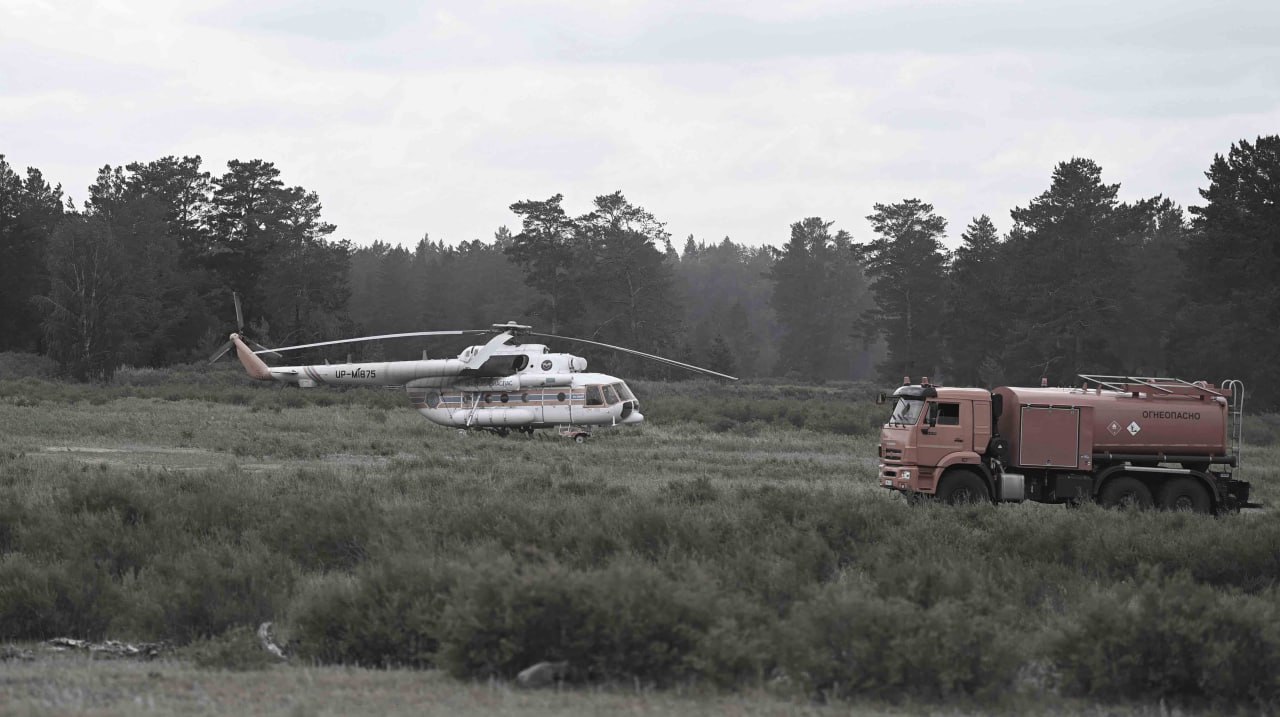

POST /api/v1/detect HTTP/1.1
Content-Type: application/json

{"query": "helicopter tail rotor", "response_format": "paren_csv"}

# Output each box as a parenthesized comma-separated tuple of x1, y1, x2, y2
(209, 291, 283, 364)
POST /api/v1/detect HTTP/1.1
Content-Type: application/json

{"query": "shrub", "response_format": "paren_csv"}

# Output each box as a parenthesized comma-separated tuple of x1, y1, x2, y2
(126, 540, 295, 643)
(263, 492, 382, 572)
(777, 580, 1018, 702)
(185, 625, 281, 671)
(287, 555, 460, 668)
(435, 557, 716, 684)
(0, 352, 57, 379)
(1050, 570, 1280, 705)
(0, 555, 119, 640)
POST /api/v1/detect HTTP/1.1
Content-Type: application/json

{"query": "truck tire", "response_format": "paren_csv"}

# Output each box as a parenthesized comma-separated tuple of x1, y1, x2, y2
(1158, 477, 1212, 514)
(1098, 476, 1153, 510)
(936, 471, 990, 505)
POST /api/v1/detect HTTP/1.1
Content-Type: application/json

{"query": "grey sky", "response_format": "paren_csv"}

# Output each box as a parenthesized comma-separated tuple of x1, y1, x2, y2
(3, 0, 1277, 248)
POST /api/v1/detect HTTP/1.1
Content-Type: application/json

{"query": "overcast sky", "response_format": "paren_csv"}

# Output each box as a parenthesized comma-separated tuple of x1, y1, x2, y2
(3, 0, 1278, 248)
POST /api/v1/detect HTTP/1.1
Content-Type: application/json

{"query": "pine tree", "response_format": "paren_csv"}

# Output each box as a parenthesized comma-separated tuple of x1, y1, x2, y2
(857, 200, 949, 382)
(1176, 136, 1280, 405)
(944, 215, 1004, 385)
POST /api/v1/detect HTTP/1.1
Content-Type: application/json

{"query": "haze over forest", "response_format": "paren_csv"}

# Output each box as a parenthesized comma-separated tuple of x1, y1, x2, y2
(1, 134, 1277, 404)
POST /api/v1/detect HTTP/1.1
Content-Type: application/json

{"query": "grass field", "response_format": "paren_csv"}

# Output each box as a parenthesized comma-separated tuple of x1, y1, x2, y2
(2, 366, 1279, 715)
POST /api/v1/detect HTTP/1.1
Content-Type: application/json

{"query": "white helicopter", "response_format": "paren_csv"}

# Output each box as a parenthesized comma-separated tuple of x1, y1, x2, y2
(212, 316, 737, 441)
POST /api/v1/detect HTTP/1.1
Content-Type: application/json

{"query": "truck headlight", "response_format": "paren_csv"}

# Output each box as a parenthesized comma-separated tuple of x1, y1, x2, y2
(902, 470, 912, 481)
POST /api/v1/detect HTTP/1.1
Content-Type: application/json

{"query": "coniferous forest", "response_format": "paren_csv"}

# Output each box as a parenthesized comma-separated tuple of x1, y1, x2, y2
(2, 135, 1278, 404)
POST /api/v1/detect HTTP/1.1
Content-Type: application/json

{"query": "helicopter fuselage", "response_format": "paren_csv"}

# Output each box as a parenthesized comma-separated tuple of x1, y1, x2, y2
(231, 332, 644, 431)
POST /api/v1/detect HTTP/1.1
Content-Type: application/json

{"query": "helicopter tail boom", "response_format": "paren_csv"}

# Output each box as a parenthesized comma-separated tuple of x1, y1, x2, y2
(230, 334, 274, 381)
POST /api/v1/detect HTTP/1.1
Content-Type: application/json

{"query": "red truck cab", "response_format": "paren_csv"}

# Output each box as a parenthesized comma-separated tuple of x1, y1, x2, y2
(878, 381, 992, 499)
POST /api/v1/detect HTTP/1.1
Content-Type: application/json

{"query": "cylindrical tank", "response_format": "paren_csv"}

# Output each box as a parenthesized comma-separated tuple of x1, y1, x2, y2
(994, 386, 1229, 458)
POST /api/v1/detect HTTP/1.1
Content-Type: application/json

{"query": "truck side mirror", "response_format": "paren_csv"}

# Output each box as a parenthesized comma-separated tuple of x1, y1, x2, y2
(922, 403, 939, 432)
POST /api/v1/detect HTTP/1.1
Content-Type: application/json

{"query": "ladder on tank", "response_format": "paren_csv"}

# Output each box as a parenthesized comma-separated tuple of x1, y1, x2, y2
(1220, 379, 1245, 468)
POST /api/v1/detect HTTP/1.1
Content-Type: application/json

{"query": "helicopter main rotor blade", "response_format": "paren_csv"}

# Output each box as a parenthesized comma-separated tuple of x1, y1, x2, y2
(528, 332, 739, 381)
(208, 340, 234, 364)
(255, 330, 490, 355)
(233, 291, 245, 331)
(244, 338, 282, 361)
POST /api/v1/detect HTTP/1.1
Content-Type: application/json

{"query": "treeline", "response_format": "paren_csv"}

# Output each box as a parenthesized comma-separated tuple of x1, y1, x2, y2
(1, 136, 1277, 403)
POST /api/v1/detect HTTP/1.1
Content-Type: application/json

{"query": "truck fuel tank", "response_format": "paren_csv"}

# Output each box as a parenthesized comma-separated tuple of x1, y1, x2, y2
(994, 385, 1229, 465)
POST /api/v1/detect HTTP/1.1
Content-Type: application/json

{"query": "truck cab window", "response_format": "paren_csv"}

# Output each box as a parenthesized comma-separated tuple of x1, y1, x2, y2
(585, 386, 605, 406)
(890, 398, 924, 425)
(936, 402, 960, 425)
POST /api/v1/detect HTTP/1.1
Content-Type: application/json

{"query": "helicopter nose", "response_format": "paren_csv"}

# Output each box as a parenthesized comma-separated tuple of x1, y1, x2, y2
(621, 410, 644, 425)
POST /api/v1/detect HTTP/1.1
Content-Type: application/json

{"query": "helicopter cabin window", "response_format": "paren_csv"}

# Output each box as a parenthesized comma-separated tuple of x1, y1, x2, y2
(602, 385, 621, 404)
(500, 393, 509, 403)
(585, 386, 605, 406)
(521, 393, 529, 403)
(557, 392, 566, 402)
(424, 391, 441, 409)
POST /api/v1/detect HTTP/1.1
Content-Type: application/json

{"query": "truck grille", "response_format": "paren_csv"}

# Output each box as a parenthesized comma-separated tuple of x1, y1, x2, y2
(883, 448, 902, 461)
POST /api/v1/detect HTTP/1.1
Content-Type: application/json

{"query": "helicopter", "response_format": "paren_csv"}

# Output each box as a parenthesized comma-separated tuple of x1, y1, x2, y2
(214, 319, 737, 441)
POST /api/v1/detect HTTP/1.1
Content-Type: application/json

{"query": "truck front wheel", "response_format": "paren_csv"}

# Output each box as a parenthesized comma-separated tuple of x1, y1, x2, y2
(1158, 478, 1212, 514)
(1099, 477, 1154, 510)
(936, 471, 990, 505)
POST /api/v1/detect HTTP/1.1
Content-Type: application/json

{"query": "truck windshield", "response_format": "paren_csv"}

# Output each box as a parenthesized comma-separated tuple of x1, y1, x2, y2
(889, 398, 924, 426)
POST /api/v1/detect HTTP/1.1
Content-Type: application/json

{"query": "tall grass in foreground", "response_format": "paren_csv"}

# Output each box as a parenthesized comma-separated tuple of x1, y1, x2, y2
(1, 376, 1279, 710)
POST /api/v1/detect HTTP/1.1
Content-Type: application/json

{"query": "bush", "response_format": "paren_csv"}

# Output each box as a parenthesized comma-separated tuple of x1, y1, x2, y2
(0, 352, 57, 380)
(288, 555, 460, 668)
(185, 625, 281, 671)
(436, 556, 715, 684)
(263, 492, 382, 572)
(1051, 570, 1280, 705)
(0, 555, 119, 640)
(777, 580, 1018, 702)
(125, 541, 295, 643)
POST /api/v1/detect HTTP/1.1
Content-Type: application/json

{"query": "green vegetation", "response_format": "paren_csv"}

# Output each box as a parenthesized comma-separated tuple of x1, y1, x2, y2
(2, 376, 1279, 713)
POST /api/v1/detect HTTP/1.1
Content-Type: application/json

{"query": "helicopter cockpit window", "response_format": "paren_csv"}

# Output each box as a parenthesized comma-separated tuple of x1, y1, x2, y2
(585, 386, 605, 406)
(614, 382, 635, 402)
(602, 385, 621, 404)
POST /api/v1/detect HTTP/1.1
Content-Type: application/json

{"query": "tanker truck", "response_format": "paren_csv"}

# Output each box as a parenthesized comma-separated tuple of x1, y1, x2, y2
(877, 375, 1253, 513)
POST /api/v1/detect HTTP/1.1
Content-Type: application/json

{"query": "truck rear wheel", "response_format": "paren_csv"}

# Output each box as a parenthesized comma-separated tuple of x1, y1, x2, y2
(1099, 476, 1153, 510)
(1158, 478, 1212, 514)
(937, 471, 990, 505)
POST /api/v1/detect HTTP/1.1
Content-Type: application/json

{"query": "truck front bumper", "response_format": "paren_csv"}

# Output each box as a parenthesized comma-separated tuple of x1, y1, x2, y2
(878, 463, 934, 494)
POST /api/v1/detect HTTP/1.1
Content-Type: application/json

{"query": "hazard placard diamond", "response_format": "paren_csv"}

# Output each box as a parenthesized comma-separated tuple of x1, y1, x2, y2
(1127, 421, 1141, 436)
(1107, 420, 1121, 436)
